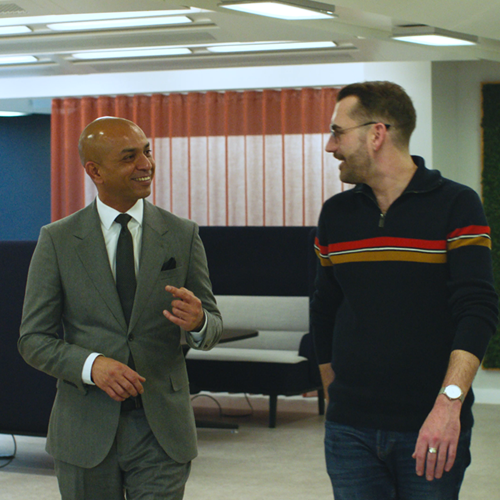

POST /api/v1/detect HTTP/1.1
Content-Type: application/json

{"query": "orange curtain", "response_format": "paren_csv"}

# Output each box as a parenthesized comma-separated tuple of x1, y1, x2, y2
(51, 89, 340, 225)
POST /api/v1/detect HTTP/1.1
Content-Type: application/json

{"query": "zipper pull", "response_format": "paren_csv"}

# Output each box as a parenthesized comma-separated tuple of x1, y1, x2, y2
(379, 213, 385, 228)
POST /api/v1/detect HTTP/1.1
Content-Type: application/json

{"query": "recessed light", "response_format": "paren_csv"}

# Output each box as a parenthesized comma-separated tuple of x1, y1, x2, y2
(72, 47, 192, 60)
(0, 55, 37, 65)
(392, 26, 477, 46)
(48, 16, 192, 32)
(206, 41, 336, 52)
(0, 9, 206, 27)
(0, 111, 28, 117)
(220, 1, 335, 20)
(0, 25, 32, 35)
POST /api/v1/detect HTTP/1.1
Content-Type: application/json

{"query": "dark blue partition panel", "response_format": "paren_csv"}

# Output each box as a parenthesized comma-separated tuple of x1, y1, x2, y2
(0, 241, 55, 436)
(198, 226, 316, 297)
(0, 114, 51, 241)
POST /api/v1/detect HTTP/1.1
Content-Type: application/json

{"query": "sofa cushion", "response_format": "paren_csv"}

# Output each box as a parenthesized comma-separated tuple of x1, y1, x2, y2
(215, 330, 306, 351)
(215, 296, 309, 332)
(186, 347, 308, 364)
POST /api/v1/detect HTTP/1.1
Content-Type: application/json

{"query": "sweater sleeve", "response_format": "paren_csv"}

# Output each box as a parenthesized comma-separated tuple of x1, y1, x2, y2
(310, 207, 344, 365)
(446, 188, 499, 360)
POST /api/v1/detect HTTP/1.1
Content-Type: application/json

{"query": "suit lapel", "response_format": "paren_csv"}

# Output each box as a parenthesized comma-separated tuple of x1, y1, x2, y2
(129, 202, 169, 331)
(74, 202, 127, 330)
(71, 201, 174, 332)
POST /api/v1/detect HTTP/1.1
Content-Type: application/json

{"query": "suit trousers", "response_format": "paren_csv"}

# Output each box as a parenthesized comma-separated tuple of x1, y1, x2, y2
(54, 409, 191, 500)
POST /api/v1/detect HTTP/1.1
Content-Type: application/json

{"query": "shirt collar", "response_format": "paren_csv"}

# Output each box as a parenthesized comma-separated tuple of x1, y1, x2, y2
(96, 197, 144, 230)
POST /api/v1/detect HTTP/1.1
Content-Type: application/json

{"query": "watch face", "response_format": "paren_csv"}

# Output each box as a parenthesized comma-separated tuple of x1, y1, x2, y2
(445, 385, 462, 399)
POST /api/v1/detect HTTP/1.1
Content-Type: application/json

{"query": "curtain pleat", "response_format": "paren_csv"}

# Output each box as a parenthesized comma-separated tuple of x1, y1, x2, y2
(51, 88, 341, 225)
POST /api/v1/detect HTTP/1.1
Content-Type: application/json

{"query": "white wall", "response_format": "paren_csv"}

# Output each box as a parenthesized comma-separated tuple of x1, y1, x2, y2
(0, 62, 364, 99)
(0, 61, 430, 99)
(432, 60, 500, 403)
(433, 60, 500, 192)
(0, 61, 434, 165)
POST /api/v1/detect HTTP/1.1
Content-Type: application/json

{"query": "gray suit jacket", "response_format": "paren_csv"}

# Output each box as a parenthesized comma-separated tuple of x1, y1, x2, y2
(19, 200, 222, 467)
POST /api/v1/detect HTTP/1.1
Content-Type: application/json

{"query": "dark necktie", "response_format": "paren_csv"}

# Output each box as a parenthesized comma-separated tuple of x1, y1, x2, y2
(115, 214, 141, 410)
(115, 214, 136, 326)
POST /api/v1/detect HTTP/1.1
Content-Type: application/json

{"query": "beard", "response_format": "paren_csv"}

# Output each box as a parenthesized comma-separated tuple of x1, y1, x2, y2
(336, 145, 371, 185)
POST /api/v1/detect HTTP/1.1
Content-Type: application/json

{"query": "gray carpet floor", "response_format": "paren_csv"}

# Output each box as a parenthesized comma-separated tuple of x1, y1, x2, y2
(1, 395, 498, 499)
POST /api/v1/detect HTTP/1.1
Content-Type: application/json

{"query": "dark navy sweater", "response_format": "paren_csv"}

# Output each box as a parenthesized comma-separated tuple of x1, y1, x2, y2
(311, 156, 498, 432)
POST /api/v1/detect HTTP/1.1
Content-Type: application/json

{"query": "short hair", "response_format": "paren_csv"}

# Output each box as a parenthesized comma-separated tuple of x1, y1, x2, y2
(337, 81, 416, 147)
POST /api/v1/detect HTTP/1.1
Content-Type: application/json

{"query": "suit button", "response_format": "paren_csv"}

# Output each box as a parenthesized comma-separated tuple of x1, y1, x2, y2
(128, 334, 134, 341)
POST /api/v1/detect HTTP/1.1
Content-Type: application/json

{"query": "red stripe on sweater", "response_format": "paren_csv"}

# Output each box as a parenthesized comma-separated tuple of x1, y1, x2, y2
(315, 236, 446, 254)
(447, 225, 490, 239)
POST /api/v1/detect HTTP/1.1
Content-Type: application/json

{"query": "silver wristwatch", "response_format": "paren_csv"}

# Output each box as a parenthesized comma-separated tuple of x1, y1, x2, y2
(439, 384, 465, 403)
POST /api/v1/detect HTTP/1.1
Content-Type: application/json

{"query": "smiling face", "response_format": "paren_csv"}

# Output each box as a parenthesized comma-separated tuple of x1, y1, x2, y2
(326, 96, 372, 185)
(80, 117, 155, 212)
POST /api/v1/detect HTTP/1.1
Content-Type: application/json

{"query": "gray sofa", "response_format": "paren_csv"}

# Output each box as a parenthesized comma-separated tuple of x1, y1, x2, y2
(187, 227, 324, 428)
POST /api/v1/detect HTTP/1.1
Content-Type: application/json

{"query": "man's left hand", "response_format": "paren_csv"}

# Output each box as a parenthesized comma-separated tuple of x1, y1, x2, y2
(163, 285, 205, 332)
(412, 397, 462, 481)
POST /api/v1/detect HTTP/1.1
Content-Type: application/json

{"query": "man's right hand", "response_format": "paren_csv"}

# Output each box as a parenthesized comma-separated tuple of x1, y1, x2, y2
(319, 363, 335, 404)
(91, 356, 146, 402)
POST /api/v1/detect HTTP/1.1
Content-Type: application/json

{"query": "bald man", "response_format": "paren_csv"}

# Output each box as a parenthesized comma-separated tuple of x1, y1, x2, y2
(19, 117, 222, 500)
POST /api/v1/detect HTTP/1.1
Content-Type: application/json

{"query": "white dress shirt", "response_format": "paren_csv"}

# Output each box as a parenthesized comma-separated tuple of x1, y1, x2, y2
(82, 197, 206, 385)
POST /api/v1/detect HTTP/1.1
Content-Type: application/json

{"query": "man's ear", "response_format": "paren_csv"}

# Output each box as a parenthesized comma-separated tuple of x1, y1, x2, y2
(84, 161, 103, 184)
(371, 122, 387, 152)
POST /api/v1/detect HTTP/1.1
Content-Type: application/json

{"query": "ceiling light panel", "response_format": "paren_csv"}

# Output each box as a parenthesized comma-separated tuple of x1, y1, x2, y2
(72, 47, 192, 60)
(393, 34, 475, 46)
(0, 9, 206, 27)
(0, 25, 31, 35)
(220, 1, 334, 20)
(207, 41, 336, 52)
(47, 16, 192, 32)
(0, 55, 37, 65)
(0, 111, 28, 117)
(392, 26, 477, 47)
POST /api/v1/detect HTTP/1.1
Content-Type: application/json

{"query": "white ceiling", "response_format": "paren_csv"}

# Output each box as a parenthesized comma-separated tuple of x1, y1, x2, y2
(1, 0, 500, 82)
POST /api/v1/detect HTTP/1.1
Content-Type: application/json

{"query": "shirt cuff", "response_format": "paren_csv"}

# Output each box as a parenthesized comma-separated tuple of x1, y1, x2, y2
(186, 312, 208, 346)
(82, 352, 103, 385)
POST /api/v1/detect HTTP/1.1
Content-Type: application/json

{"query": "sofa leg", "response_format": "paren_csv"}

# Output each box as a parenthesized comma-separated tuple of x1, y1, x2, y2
(269, 394, 278, 428)
(318, 388, 325, 415)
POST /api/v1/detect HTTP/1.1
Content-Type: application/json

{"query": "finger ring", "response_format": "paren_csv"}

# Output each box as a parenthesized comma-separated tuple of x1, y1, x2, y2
(428, 447, 437, 454)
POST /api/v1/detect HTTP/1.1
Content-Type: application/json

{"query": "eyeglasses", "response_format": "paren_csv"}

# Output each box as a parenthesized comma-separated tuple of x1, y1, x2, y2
(329, 121, 391, 140)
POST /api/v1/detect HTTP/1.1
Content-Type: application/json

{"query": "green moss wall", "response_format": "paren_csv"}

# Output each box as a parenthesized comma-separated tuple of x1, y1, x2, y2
(481, 83, 500, 368)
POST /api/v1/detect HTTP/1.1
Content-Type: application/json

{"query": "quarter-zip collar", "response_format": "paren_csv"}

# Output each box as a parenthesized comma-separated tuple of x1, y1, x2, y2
(353, 155, 443, 199)
(352, 156, 443, 228)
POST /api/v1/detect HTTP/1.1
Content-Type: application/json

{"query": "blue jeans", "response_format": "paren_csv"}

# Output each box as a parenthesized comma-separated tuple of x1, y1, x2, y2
(324, 421, 471, 500)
